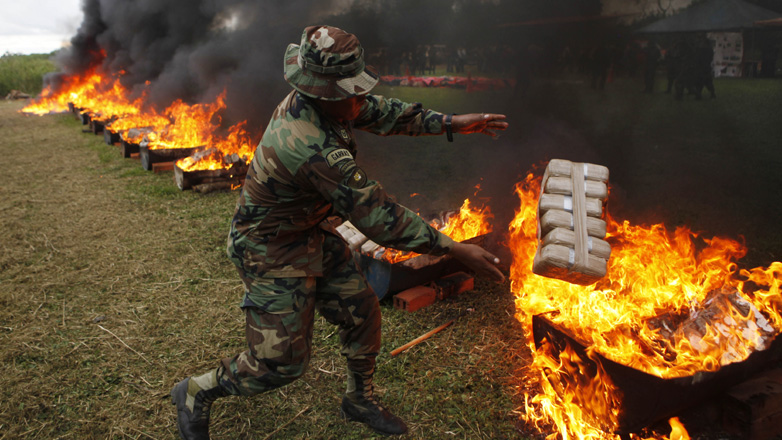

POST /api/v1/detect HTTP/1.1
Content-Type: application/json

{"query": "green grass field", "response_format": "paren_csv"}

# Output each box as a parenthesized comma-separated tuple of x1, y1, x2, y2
(1, 70, 781, 439)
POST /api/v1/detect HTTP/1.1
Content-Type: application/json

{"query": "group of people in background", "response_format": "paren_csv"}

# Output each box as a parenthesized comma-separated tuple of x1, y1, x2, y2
(663, 35, 717, 100)
(579, 34, 717, 99)
(362, 34, 718, 102)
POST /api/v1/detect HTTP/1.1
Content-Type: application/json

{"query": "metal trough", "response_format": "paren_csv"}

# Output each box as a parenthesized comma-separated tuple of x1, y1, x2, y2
(357, 234, 488, 300)
(139, 144, 205, 171)
(531, 313, 782, 436)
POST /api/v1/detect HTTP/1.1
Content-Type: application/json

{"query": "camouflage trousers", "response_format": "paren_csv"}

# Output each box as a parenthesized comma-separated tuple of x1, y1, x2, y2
(219, 233, 381, 397)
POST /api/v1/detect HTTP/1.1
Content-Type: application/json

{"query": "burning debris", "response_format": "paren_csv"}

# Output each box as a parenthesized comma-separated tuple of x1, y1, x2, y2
(645, 287, 776, 365)
(531, 312, 782, 436)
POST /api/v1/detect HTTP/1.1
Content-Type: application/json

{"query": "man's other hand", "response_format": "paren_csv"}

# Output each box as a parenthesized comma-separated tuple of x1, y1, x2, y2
(452, 113, 508, 137)
(449, 242, 505, 283)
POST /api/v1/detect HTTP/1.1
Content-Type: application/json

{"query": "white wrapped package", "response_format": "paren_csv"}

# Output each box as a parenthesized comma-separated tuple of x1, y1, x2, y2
(546, 159, 610, 182)
(533, 159, 611, 285)
(538, 193, 603, 218)
(336, 221, 369, 251)
(545, 176, 608, 200)
(541, 228, 611, 260)
(539, 209, 607, 238)
(534, 244, 608, 279)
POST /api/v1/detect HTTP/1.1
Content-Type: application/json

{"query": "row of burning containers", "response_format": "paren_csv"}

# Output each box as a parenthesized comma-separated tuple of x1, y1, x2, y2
(72, 103, 249, 193)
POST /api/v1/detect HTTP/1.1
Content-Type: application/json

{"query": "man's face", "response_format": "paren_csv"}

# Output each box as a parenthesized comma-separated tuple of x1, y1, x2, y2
(316, 95, 366, 122)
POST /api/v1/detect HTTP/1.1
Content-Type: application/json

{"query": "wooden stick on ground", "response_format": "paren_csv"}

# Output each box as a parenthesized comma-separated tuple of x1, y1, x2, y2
(390, 319, 457, 357)
(261, 406, 310, 440)
(98, 324, 152, 364)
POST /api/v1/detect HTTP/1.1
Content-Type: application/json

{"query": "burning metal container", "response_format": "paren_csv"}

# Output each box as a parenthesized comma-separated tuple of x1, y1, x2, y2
(89, 117, 105, 135)
(507, 173, 782, 439)
(139, 143, 205, 171)
(355, 238, 484, 300)
(67, 102, 82, 117)
(119, 127, 153, 158)
(103, 127, 120, 145)
(79, 110, 91, 126)
(341, 221, 489, 300)
(531, 312, 782, 436)
(334, 203, 495, 300)
(173, 149, 248, 190)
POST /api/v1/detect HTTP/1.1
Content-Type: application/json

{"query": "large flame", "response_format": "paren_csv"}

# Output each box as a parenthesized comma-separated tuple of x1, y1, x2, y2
(509, 172, 782, 439)
(21, 68, 104, 115)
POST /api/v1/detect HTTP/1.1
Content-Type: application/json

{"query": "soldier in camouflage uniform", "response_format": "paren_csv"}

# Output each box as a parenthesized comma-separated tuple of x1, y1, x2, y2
(171, 25, 507, 439)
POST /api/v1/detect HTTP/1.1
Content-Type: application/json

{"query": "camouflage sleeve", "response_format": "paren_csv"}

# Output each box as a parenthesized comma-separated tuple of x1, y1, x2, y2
(298, 146, 454, 255)
(353, 94, 444, 136)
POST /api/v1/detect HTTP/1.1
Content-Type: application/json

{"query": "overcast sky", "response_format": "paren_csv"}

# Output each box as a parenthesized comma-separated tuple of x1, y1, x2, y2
(0, 0, 83, 55)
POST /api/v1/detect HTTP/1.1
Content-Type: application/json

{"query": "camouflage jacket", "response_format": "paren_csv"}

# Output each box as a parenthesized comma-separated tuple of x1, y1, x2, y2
(227, 91, 454, 278)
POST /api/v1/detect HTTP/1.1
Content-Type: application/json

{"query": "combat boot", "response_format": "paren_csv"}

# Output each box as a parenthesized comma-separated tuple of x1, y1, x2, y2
(171, 368, 229, 440)
(340, 370, 408, 436)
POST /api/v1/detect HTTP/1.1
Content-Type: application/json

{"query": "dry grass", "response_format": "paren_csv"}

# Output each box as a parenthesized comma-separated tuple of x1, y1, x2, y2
(0, 100, 531, 439)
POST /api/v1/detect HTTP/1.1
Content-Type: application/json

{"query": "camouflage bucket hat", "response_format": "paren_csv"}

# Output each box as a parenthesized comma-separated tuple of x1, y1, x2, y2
(284, 26, 379, 101)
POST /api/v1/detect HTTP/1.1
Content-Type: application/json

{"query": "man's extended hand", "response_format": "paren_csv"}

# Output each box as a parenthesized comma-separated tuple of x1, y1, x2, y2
(449, 242, 505, 283)
(452, 113, 508, 137)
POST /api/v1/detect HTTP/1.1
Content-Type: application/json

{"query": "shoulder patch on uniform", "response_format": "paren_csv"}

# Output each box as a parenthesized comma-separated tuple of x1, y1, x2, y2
(325, 149, 354, 167)
(338, 159, 356, 176)
(346, 167, 368, 188)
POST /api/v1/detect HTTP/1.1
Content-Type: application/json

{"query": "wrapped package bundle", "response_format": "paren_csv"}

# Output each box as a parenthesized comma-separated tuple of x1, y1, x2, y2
(533, 159, 611, 285)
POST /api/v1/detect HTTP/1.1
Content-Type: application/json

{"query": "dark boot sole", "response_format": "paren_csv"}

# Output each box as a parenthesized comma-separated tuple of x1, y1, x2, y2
(340, 406, 394, 437)
(340, 401, 407, 436)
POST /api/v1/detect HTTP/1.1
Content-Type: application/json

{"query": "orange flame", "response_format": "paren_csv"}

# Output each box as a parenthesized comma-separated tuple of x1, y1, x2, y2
(668, 418, 690, 440)
(21, 69, 104, 115)
(509, 172, 781, 439)
(175, 119, 255, 172)
(440, 197, 493, 242)
(374, 197, 493, 264)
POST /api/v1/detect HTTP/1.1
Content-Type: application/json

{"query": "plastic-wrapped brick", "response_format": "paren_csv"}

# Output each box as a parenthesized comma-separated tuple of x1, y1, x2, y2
(533, 159, 611, 285)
